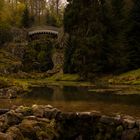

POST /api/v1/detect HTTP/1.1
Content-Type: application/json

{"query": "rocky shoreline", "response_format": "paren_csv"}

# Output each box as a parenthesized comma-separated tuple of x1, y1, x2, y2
(0, 105, 140, 140)
(0, 86, 25, 99)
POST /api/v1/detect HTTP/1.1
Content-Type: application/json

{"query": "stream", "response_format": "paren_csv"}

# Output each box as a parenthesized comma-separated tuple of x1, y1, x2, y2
(0, 85, 140, 118)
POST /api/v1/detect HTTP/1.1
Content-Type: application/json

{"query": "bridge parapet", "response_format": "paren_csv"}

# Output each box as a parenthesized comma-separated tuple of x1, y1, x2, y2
(28, 26, 60, 40)
(28, 29, 58, 36)
(28, 26, 60, 32)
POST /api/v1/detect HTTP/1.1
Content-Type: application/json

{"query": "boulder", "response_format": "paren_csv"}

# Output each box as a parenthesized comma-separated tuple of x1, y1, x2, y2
(123, 115, 136, 129)
(99, 115, 115, 125)
(6, 126, 24, 140)
(18, 119, 38, 139)
(90, 110, 101, 117)
(18, 118, 57, 140)
(136, 120, 140, 131)
(44, 108, 61, 119)
(121, 128, 139, 140)
(0, 109, 10, 115)
(0, 132, 12, 140)
(5, 110, 22, 126)
(32, 105, 45, 118)
(116, 125, 124, 138)
(15, 106, 33, 116)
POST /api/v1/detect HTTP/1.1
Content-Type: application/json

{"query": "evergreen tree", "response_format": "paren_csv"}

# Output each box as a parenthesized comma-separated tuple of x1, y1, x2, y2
(21, 6, 30, 28)
(127, 0, 140, 69)
(64, 0, 109, 78)
(109, 0, 128, 72)
(0, 23, 12, 45)
(63, 0, 139, 78)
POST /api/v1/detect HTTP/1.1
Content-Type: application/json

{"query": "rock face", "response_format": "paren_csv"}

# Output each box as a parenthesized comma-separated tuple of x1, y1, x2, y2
(52, 50, 64, 72)
(0, 105, 140, 140)
(11, 28, 27, 43)
(6, 43, 27, 60)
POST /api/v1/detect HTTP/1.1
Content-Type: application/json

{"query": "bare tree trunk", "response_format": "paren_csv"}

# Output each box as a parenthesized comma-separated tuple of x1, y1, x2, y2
(56, 0, 59, 15)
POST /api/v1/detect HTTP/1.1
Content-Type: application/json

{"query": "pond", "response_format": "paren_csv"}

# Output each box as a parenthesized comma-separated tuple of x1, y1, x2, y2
(0, 85, 140, 118)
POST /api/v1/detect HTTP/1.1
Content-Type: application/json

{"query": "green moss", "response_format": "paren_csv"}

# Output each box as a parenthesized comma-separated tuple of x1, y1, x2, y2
(36, 119, 58, 140)
(131, 80, 140, 85)
(0, 49, 21, 70)
(119, 69, 140, 77)
(116, 125, 123, 133)
(95, 133, 104, 140)
(47, 73, 80, 81)
(108, 68, 140, 85)
(104, 133, 111, 140)
(0, 76, 12, 88)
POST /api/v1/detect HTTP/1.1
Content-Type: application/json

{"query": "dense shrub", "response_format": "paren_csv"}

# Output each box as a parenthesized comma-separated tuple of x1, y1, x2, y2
(0, 23, 12, 45)
(22, 40, 54, 72)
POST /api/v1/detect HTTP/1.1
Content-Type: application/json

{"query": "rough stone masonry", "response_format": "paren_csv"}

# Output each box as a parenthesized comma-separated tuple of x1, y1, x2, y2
(0, 105, 140, 140)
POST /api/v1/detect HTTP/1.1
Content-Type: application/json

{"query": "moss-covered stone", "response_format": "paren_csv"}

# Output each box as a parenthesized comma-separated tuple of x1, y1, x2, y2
(0, 105, 140, 140)
(6, 126, 24, 140)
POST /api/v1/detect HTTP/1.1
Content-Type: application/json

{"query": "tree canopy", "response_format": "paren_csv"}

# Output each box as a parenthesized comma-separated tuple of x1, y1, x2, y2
(63, 0, 140, 79)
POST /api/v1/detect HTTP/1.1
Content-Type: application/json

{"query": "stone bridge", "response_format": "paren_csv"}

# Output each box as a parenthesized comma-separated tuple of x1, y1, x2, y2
(28, 26, 60, 41)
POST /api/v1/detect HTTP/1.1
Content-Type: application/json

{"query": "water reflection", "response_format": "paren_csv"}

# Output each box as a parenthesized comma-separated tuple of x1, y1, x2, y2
(0, 85, 140, 118)
(23, 86, 140, 105)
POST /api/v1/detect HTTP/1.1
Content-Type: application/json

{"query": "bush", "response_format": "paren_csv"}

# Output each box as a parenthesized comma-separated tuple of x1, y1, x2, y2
(0, 23, 12, 45)
(22, 40, 54, 72)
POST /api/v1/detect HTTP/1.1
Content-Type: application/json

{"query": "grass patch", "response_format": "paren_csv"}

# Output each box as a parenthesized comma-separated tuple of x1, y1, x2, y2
(0, 76, 32, 92)
(47, 73, 80, 81)
(108, 69, 140, 85)
(0, 76, 12, 88)
(0, 73, 93, 93)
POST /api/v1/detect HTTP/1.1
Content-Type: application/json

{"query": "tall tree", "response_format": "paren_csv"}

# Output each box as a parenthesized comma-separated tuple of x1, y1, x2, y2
(107, 0, 128, 72)
(64, 0, 109, 78)
(127, 0, 140, 69)
(21, 6, 30, 27)
(46, 0, 64, 26)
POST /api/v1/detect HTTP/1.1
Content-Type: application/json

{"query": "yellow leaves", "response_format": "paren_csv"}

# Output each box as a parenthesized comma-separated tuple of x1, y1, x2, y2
(0, 6, 12, 23)
(0, 1, 26, 27)
(17, 3, 26, 13)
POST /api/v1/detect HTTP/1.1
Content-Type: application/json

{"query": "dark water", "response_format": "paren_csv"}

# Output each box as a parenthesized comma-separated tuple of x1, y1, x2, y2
(0, 85, 140, 118)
